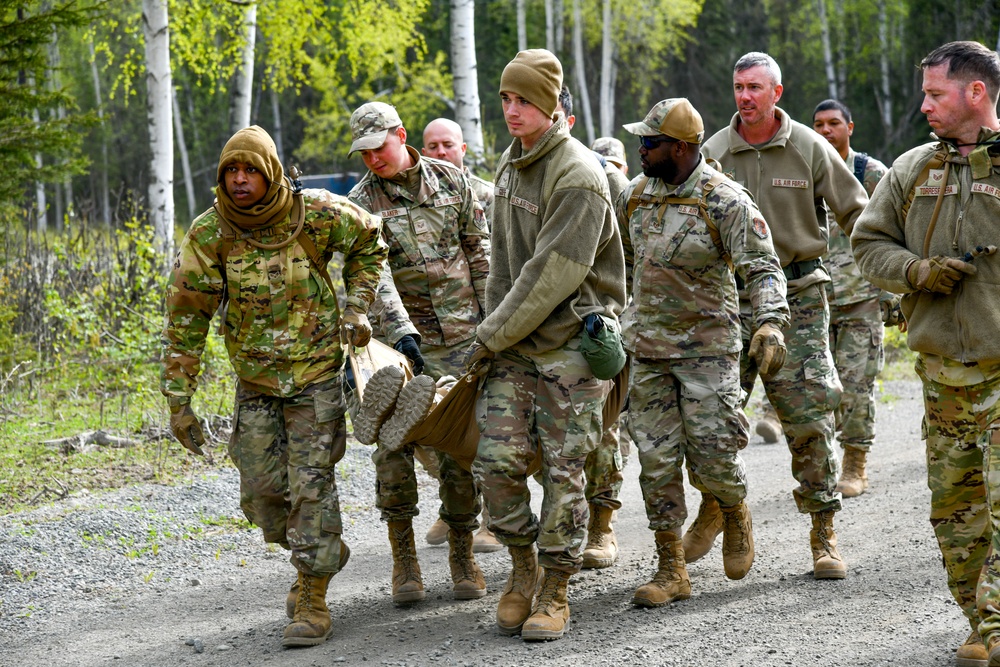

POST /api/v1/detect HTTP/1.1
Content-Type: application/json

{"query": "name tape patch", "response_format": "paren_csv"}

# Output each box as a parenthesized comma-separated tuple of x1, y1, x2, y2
(972, 182, 1000, 199)
(914, 185, 958, 197)
(511, 196, 539, 215)
(772, 178, 808, 189)
(379, 208, 406, 219)
(434, 195, 462, 208)
(677, 205, 699, 217)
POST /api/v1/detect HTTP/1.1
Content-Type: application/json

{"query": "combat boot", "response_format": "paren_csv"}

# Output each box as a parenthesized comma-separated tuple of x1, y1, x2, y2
(353, 365, 405, 445)
(286, 542, 351, 619)
(581, 504, 618, 569)
(282, 572, 334, 647)
(425, 517, 449, 545)
(958, 629, 988, 666)
(720, 501, 754, 580)
(836, 445, 869, 498)
(521, 569, 571, 641)
(496, 544, 539, 635)
(632, 530, 691, 607)
(448, 529, 487, 599)
(754, 416, 783, 444)
(473, 506, 503, 553)
(810, 509, 847, 579)
(380, 375, 436, 452)
(387, 520, 425, 603)
(682, 493, 723, 563)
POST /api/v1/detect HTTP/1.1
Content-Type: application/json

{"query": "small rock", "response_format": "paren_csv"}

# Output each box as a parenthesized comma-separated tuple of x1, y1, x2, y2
(216, 644, 232, 652)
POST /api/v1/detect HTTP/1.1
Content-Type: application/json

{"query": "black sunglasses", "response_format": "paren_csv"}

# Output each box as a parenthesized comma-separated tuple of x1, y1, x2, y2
(639, 136, 677, 150)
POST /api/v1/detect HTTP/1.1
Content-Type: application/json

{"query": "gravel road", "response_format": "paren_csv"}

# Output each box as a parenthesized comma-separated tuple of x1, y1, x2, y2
(0, 377, 969, 667)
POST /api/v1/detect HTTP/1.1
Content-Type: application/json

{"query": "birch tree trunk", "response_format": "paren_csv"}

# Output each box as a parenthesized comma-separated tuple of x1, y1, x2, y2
(554, 0, 564, 55)
(516, 0, 526, 51)
(49, 30, 73, 230)
(450, 0, 484, 160)
(88, 36, 110, 226)
(877, 0, 892, 134)
(271, 88, 284, 165)
(598, 0, 614, 137)
(172, 89, 196, 221)
(30, 72, 46, 233)
(142, 0, 174, 263)
(817, 0, 837, 99)
(834, 0, 846, 98)
(228, 0, 256, 134)
(545, 0, 555, 52)
(571, 0, 595, 145)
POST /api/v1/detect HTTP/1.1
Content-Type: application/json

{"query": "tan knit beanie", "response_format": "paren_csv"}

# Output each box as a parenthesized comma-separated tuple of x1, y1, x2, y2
(215, 125, 292, 230)
(499, 49, 563, 119)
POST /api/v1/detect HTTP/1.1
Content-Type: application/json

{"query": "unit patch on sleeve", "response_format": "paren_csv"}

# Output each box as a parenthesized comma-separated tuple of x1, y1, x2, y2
(752, 217, 769, 239)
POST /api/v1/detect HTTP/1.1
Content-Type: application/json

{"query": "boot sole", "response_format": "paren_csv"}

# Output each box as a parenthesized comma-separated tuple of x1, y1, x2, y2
(472, 542, 504, 553)
(581, 554, 616, 569)
(813, 568, 847, 580)
(632, 591, 691, 608)
(497, 622, 526, 636)
(282, 626, 333, 648)
(392, 590, 427, 604)
(521, 628, 565, 641)
(380, 375, 437, 451)
(353, 366, 405, 445)
(454, 587, 488, 600)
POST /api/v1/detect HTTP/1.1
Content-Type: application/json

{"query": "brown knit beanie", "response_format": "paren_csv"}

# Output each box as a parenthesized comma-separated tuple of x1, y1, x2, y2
(499, 49, 563, 119)
(215, 125, 292, 231)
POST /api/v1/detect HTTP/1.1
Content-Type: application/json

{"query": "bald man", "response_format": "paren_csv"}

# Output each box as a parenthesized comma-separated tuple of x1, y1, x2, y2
(423, 118, 494, 224)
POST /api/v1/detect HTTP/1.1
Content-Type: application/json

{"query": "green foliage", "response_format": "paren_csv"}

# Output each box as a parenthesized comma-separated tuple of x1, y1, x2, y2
(0, 0, 104, 210)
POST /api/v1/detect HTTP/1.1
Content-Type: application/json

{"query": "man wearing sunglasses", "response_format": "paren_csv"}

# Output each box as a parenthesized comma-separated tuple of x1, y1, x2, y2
(617, 98, 788, 607)
(699, 52, 869, 581)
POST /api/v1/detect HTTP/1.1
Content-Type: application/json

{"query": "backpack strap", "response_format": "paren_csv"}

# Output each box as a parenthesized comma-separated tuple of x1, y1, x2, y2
(853, 152, 869, 184)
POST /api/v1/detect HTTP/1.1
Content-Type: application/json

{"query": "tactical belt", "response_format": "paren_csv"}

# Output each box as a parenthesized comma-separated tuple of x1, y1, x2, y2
(783, 258, 822, 281)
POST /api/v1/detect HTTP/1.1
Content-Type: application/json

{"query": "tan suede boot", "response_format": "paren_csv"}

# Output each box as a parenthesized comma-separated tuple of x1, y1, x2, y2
(282, 572, 334, 647)
(496, 544, 539, 635)
(473, 507, 503, 553)
(425, 518, 449, 545)
(521, 569, 571, 641)
(810, 509, 847, 579)
(286, 542, 351, 619)
(388, 520, 425, 603)
(836, 446, 869, 497)
(448, 529, 487, 599)
(353, 365, 405, 445)
(581, 504, 618, 569)
(632, 530, 691, 607)
(682, 493, 723, 563)
(720, 501, 754, 580)
(958, 629, 988, 666)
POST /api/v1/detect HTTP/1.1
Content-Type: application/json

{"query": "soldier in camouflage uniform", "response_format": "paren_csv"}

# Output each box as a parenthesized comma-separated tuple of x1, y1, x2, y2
(161, 126, 387, 648)
(346, 102, 491, 605)
(811, 99, 892, 499)
(592, 137, 629, 178)
(557, 86, 630, 571)
(698, 52, 869, 580)
(468, 49, 626, 641)
(618, 99, 789, 607)
(853, 41, 1000, 667)
(422, 118, 495, 226)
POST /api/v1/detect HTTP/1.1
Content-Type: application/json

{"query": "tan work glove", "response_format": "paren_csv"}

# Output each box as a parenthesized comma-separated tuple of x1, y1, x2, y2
(168, 400, 206, 456)
(464, 338, 495, 376)
(341, 305, 372, 347)
(878, 291, 904, 328)
(748, 321, 786, 380)
(906, 256, 977, 294)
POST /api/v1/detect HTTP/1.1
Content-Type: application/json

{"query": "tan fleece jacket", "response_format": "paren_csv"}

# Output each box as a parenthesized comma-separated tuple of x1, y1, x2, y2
(478, 117, 627, 354)
(702, 108, 868, 283)
(852, 131, 1000, 364)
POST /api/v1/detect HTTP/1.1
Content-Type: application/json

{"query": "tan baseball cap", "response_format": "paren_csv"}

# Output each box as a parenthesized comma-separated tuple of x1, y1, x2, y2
(623, 98, 704, 144)
(349, 102, 402, 154)
(591, 137, 627, 168)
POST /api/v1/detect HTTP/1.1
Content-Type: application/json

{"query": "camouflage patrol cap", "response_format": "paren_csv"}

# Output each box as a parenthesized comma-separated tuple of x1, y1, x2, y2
(623, 98, 704, 144)
(349, 102, 403, 155)
(591, 137, 627, 168)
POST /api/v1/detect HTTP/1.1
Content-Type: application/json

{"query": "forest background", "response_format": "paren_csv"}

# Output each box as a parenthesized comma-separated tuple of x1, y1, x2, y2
(0, 0, 996, 512)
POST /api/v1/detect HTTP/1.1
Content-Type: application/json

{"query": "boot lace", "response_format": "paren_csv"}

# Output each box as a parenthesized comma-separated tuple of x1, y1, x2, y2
(814, 511, 836, 556)
(651, 541, 683, 586)
(722, 508, 750, 555)
(391, 525, 419, 584)
(533, 572, 567, 613)
(450, 532, 478, 581)
(294, 575, 315, 616)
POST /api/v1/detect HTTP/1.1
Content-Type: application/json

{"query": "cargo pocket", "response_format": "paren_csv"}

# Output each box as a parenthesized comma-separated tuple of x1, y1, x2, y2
(559, 380, 607, 459)
(802, 347, 842, 415)
(314, 388, 343, 424)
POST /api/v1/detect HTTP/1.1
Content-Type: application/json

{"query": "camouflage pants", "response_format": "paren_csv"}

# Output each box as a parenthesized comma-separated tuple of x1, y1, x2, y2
(629, 355, 749, 532)
(228, 376, 349, 576)
(912, 364, 995, 636)
(473, 335, 609, 573)
(829, 296, 884, 451)
(740, 283, 843, 514)
(372, 338, 481, 532)
(583, 417, 626, 511)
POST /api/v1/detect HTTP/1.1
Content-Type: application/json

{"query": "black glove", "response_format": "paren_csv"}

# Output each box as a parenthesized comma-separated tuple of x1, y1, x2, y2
(394, 334, 424, 375)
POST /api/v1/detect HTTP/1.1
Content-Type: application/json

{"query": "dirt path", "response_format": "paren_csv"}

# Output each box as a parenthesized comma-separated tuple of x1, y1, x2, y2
(0, 377, 968, 667)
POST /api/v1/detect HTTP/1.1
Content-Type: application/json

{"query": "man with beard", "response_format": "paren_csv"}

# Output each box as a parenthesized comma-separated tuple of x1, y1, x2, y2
(617, 98, 788, 606)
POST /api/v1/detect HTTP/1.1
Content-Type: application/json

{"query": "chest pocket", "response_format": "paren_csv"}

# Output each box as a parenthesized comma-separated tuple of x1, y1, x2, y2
(383, 214, 424, 267)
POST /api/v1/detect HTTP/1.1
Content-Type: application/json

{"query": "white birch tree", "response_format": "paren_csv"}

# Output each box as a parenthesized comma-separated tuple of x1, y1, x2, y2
(545, 0, 555, 52)
(228, 0, 257, 133)
(88, 36, 110, 226)
(450, 0, 484, 160)
(598, 0, 615, 137)
(516, 0, 526, 51)
(172, 89, 196, 221)
(142, 0, 174, 263)
(817, 0, 837, 99)
(571, 0, 595, 145)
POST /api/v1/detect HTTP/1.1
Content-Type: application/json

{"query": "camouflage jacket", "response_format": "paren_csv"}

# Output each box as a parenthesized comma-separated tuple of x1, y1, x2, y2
(465, 166, 495, 228)
(617, 158, 788, 359)
(161, 190, 387, 399)
(825, 147, 889, 307)
(348, 147, 490, 348)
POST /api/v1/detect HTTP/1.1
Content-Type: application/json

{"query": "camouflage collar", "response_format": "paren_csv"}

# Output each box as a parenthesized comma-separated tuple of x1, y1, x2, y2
(376, 145, 440, 205)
